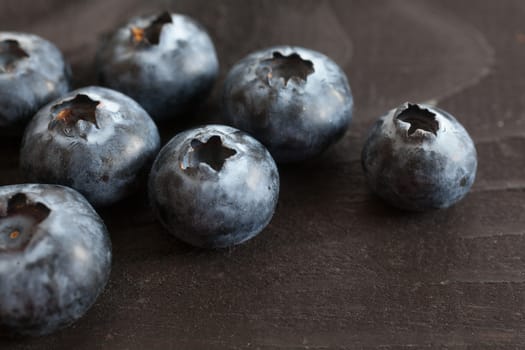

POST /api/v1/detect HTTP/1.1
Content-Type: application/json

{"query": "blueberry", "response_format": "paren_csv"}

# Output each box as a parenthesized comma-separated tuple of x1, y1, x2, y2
(222, 46, 353, 162)
(148, 125, 279, 248)
(0, 184, 111, 336)
(0, 32, 70, 129)
(20, 86, 160, 207)
(96, 12, 219, 122)
(361, 103, 477, 211)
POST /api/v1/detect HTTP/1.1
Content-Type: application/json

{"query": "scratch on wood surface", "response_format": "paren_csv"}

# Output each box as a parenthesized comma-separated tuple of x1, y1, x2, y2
(448, 270, 525, 283)
(460, 231, 525, 240)
(246, 328, 521, 348)
(471, 180, 525, 193)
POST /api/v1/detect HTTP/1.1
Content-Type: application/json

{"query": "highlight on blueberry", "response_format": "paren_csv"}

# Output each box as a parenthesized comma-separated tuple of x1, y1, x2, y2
(96, 12, 219, 122)
(148, 125, 280, 248)
(0, 32, 70, 128)
(0, 184, 111, 336)
(222, 46, 353, 162)
(20, 86, 161, 207)
(361, 102, 478, 211)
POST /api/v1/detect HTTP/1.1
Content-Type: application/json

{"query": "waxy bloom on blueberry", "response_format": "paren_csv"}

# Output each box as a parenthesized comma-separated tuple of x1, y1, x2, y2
(361, 103, 477, 211)
(96, 12, 219, 122)
(20, 86, 160, 207)
(0, 32, 70, 128)
(149, 125, 279, 248)
(222, 46, 353, 162)
(0, 184, 111, 336)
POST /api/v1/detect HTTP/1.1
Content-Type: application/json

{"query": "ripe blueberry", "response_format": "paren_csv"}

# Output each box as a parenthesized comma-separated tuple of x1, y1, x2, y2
(361, 103, 477, 211)
(0, 184, 111, 336)
(0, 32, 70, 129)
(148, 125, 279, 248)
(222, 46, 353, 162)
(96, 12, 219, 122)
(20, 86, 160, 207)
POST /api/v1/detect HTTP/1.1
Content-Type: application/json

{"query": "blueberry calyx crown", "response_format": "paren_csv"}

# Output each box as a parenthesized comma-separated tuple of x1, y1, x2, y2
(261, 51, 315, 85)
(396, 104, 439, 136)
(48, 94, 100, 136)
(0, 39, 29, 73)
(130, 12, 172, 46)
(0, 193, 50, 252)
(181, 135, 237, 172)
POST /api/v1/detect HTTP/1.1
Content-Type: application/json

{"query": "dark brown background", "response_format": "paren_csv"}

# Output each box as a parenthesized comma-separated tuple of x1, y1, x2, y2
(1, 0, 525, 349)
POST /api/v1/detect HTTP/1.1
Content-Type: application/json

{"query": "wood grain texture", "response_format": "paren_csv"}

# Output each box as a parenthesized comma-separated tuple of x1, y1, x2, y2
(1, 0, 524, 349)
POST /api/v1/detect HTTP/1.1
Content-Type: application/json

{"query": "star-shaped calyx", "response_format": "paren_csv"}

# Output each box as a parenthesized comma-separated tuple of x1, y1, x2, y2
(261, 51, 315, 85)
(130, 12, 172, 46)
(397, 104, 439, 136)
(0, 39, 29, 73)
(0, 193, 50, 252)
(182, 136, 237, 172)
(48, 94, 100, 135)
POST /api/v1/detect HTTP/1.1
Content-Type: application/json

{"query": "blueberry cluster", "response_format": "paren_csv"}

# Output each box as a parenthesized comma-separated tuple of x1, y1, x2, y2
(0, 11, 477, 336)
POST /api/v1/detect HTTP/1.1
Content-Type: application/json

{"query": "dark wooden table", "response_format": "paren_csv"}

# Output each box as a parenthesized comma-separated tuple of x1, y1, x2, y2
(1, 1, 525, 349)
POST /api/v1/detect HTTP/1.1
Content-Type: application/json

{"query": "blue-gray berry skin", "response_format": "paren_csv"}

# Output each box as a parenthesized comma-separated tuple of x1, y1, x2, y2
(0, 32, 70, 129)
(20, 86, 161, 207)
(148, 125, 279, 248)
(222, 46, 353, 163)
(0, 184, 111, 337)
(361, 103, 478, 211)
(96, 12, 219, 122)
